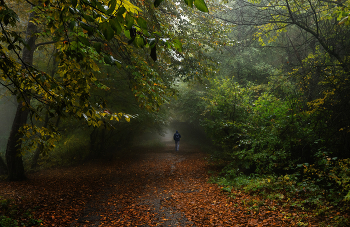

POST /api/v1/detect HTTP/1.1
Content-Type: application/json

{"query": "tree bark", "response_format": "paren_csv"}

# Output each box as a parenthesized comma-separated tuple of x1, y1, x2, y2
(5, 9, 37, 181)
(6, 102, 29, 180)
(0, 156, 7, 175)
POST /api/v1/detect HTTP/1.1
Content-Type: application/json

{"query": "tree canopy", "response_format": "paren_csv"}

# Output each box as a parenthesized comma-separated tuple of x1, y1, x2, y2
(0, 0, 213, 180)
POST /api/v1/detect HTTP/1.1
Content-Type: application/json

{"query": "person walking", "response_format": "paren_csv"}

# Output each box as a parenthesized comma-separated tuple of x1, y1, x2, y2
(173, 130, 181, 151)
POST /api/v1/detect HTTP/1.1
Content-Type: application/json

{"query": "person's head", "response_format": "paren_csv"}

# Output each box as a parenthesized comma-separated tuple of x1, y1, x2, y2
(176, 130, 178, 133)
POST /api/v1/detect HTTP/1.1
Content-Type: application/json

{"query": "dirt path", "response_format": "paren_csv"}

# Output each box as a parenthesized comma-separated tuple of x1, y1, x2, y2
(1, 133, 211, 227)
(0, 133, 320, 226)
(68, 139, 204, 227)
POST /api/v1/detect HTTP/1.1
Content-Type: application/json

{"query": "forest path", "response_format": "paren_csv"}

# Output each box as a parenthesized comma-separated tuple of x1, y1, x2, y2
(0, 132, 304, 226)
(70, 138, 205, 227)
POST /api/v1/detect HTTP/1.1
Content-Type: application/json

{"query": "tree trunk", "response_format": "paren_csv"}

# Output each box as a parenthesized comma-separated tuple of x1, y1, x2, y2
(90, 128, 99, 155)
(6, 102, 29, 180)
(0, 156, 7, 175)
(5, 9, 37, 181)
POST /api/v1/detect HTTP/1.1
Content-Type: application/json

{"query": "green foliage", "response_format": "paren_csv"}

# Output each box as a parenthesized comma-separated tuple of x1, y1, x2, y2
(203, 74, 350, 185)
(42, 127, 91, 167)
(211, 170, 349, 226)
(202, 76, 312, 174)
(302, 156, 350, 201)
(0, 0, 213, 164)
(170, 82, 206, 124)
(202, 73, 350, 222)
(290, 46, 350, 160)
(215, 46, 281, 85)
(0, 197, 42, 227)
(248, 0, 350, 159)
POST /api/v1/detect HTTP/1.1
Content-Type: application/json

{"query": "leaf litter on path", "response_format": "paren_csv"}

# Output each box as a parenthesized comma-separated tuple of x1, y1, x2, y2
(0, 144, 323, 226)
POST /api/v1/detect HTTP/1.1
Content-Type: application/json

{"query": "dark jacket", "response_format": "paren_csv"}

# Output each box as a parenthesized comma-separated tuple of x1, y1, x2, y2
(173, 131, 181, 141)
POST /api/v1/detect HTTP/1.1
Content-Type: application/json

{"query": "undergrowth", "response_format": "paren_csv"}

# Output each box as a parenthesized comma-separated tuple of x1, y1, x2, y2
(23, 126, 92, 170)
(0, 197, 42, 227)
(210, 162, 350, 227)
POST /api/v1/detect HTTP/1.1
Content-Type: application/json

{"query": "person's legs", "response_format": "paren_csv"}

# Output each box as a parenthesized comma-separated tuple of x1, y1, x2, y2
(176, 141, 180, 151)
(175, 141, 177, 151)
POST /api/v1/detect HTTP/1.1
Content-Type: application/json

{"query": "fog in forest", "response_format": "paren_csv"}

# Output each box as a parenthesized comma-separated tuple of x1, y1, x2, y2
(1, 0, 350, 224)
(0, 86, 16, 155)
(133, 121, 209, 149)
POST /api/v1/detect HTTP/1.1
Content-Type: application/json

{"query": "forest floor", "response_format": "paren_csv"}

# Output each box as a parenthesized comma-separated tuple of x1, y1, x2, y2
(0, 137, 327, 226)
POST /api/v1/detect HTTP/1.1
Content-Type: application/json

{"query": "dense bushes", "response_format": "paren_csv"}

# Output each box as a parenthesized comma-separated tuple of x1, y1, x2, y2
(0, 197, 42, 227)
(200, 75, 350, 207)
(202, 77, 304, 173)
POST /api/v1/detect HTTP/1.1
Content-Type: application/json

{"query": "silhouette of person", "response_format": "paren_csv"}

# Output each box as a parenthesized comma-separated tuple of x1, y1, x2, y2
(173, 130, 181, 151)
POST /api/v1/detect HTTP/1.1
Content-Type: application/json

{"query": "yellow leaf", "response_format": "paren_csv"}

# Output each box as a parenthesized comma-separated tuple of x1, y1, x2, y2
(91, 62, 99, 71)
(114, 0, 141, 14)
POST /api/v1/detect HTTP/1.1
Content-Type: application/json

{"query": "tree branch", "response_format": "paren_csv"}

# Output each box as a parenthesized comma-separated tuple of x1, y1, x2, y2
(285, 0, 346, 69)
(35, 41, 57, 48)
(25, 0, 36, 7)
